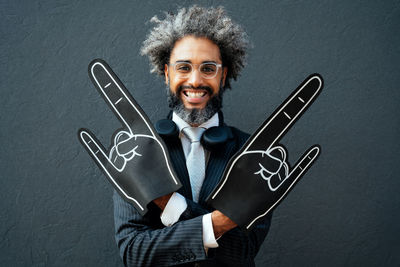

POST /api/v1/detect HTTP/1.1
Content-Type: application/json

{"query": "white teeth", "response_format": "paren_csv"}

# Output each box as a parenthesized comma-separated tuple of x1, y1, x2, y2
(186, 91, 205, 98)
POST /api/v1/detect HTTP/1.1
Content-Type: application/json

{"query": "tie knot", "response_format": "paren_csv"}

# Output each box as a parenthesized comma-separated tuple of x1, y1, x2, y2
(183, 127, 206, 143)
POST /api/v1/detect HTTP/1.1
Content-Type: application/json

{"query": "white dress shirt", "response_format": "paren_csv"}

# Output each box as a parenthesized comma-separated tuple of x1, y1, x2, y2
(160, 112, 219, 250)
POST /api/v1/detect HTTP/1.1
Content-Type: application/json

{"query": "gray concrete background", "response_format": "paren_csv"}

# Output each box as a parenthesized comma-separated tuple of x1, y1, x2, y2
(1, 0, 399, 266)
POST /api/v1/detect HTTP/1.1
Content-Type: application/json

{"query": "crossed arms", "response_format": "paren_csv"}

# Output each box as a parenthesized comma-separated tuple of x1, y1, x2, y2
(78, 59, 323, 266)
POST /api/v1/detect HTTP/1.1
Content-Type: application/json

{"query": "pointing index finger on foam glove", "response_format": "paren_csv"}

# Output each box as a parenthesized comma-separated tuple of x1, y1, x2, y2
(244, 74, 323, 152)
(88, 59, 154, 136)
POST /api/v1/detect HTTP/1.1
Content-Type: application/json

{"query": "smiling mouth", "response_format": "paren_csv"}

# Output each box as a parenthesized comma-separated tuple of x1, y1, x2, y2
(181, 89, 210, 105)
(183, 90, 207, 98)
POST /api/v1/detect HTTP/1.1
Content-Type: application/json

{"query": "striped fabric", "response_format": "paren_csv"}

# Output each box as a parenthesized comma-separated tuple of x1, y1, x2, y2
(113, 125, 272, 266)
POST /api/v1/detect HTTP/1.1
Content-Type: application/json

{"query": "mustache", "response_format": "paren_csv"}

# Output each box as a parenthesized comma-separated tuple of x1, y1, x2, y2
(178, 85, 213, 95)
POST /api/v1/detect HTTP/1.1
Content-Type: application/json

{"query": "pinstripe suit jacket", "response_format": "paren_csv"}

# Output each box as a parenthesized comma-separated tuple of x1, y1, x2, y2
(113, 125, 272, 266)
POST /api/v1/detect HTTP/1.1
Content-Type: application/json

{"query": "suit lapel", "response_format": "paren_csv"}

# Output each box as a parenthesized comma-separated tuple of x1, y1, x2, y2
(198, 137, 237, 205)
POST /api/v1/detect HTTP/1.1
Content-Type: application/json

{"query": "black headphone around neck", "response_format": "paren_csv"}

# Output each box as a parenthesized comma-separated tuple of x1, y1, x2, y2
(155, 111, 233, 151)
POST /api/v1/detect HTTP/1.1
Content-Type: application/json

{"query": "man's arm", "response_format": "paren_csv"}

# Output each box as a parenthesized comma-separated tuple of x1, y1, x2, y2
(153, 192, 272, 266)
(181, 198, 272, 266)
(115, 190, 271, 266)
(113, 191, 207, 267)
(154, 194, 236, 238)
(210, 213, 272, 266)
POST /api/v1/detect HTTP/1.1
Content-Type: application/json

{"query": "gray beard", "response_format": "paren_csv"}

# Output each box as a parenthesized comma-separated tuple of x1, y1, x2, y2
(166, 85, 224, 125)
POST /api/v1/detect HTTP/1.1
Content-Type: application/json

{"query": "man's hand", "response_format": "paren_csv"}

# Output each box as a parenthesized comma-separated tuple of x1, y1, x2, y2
(207, 74, 323, 230)
(78, 59, 181, 215)
(211, 210, 237, 238)
(153, 193, 173, 210)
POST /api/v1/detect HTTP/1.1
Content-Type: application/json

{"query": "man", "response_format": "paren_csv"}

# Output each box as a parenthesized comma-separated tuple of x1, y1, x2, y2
(113, 6, 272, 266)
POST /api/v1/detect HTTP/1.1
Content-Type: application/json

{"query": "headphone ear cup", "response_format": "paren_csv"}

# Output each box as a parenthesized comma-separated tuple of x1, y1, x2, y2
(201, 126, 230, 151)
(155, 119, 179, 139)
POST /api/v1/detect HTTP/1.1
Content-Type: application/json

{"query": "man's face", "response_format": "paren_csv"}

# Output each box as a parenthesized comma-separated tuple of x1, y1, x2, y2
(164, 36, 227, 124)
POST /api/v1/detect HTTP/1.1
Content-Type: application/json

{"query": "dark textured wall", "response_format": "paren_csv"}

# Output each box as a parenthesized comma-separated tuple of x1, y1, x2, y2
(1, 0, 399, 266)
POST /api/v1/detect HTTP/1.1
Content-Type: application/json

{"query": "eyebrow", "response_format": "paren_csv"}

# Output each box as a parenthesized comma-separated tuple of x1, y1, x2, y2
(174, 60, 218, 64)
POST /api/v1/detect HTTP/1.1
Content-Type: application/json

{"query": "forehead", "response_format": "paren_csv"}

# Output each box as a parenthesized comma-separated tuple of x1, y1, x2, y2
(170, 36, 222, 63)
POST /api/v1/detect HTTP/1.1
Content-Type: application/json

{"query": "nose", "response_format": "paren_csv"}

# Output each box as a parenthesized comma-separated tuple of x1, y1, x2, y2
(187, 68, 204, 88)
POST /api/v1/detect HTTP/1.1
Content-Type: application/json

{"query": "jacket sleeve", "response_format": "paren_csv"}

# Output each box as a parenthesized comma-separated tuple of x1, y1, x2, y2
(113, 191, 207, 267)
(210, 214, 272, 266)
(114, 190, 271, 267)
(180, 198, 272, 266)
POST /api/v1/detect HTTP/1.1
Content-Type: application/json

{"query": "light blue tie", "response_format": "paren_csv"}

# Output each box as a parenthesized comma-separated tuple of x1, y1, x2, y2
(183, 127, 206, 202)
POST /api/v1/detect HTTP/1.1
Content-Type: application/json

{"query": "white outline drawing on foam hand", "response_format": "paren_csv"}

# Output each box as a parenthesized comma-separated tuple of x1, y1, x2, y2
(251, 146, 290, 192)
(80, 130, 146, 210)
(108, 131, 146, 172)
(210, 75, 322, 229)
(79, 61, 180, 212)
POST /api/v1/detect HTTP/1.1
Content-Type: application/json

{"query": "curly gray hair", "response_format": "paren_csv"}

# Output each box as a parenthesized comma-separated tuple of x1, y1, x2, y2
(140, 5, 249, 89)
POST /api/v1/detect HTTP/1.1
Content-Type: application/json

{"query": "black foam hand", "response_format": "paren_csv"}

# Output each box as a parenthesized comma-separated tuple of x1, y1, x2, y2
(207, 74, 323, 230)
(78, 59, 181, 215)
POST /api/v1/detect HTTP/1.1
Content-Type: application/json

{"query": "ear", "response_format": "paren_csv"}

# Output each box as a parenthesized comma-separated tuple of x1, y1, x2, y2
(221, 67, 228, 87)
(164, 64, 169, 85)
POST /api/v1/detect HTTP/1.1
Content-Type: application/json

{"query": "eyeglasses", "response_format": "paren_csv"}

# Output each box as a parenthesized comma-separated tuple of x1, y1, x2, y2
(169, 62, 222, 79)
